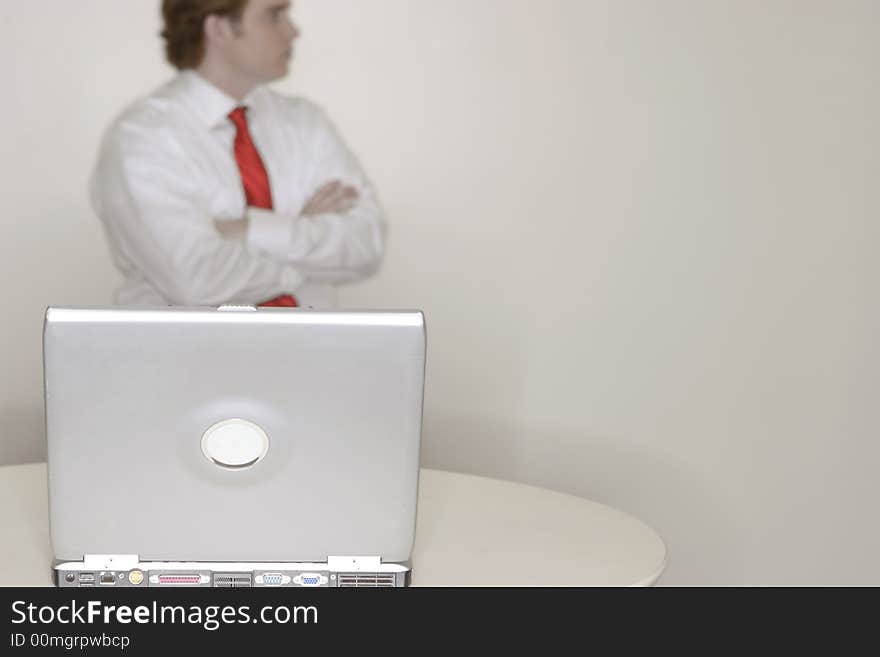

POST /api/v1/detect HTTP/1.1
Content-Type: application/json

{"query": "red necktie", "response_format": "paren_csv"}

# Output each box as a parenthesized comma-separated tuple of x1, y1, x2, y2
(229, 106, 298, 308)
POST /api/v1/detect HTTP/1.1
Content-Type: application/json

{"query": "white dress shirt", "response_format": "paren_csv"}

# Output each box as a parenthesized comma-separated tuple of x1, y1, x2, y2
(90, 70, 387, 308)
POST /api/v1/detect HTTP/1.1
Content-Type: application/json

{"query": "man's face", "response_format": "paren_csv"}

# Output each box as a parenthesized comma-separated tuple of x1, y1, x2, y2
(221, 0, 299, 85)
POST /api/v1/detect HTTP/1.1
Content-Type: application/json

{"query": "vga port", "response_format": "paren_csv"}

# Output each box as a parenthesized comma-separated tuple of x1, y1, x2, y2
(295, 573, 323, 587)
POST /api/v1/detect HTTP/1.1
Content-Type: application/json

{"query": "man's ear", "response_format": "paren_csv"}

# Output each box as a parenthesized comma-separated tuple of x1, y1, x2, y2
(203, 14, 236, 48)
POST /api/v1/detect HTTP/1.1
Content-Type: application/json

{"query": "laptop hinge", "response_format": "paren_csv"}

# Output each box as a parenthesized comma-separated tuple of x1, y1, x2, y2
(83, 554, 139, 570)
(327, 556, 381, 571)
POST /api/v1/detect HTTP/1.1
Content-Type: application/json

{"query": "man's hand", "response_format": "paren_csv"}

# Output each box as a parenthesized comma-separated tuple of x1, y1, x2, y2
(302, 180, 359, 216)
(213, 217, 248, 241)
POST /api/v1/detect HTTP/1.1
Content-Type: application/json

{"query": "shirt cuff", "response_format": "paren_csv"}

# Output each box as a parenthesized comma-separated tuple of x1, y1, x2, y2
(246, 207, 293, 261)
(280, 265, 306, 296)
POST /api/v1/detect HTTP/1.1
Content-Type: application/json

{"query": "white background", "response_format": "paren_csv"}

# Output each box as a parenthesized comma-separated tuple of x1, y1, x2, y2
(1, 0, 878, 584)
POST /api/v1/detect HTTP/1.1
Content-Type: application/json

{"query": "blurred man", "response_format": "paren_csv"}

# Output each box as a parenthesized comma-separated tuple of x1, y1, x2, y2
(90, 0, 386, 308)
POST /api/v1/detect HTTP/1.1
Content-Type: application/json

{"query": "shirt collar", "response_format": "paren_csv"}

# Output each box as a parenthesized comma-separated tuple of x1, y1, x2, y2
(177, 70, 262, 130)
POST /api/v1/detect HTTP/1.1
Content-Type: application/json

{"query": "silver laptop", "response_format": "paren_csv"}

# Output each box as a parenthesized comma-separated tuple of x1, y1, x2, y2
(43, 305, 426, 588)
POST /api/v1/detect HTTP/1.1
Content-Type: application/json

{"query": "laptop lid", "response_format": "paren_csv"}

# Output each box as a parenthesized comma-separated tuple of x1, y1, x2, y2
(43, 306, 426, 564)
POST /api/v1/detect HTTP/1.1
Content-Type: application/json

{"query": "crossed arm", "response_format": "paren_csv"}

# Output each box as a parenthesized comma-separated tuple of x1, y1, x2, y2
(92, 104, 385, 305)
(214, 180, 359, 241)
(213, 106, 387, 286)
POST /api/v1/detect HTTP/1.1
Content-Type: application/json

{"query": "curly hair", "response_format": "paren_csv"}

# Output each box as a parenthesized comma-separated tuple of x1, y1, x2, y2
(161, 0, 249, 69)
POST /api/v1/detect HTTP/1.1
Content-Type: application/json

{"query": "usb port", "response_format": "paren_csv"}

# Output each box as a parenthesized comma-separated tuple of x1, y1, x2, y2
(79, 573, 95, 583)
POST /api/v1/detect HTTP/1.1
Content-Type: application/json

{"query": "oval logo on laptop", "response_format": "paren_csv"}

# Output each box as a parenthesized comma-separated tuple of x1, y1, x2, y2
(200, 419, 270, 469)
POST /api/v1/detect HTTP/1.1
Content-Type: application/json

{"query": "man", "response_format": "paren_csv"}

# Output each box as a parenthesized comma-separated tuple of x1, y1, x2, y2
(90, 0, 386, 308)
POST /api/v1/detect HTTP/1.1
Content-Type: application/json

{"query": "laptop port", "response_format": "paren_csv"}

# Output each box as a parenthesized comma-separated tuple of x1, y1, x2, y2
(213, 573, 252, 588)
(254, 572, 292, 586)
(78, 573, 95, 583)
(292, 573, 326, 587)
(262, 573, 283, 586)
(156, 574, 205, 586)
(100, 573, 116, 585)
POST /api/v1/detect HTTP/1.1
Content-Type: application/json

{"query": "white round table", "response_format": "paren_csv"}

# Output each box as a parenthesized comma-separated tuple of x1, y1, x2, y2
(0, 463, 666, 587)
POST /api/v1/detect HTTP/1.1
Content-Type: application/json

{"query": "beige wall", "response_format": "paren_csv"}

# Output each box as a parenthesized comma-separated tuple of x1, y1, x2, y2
(1, 0, 878, 584)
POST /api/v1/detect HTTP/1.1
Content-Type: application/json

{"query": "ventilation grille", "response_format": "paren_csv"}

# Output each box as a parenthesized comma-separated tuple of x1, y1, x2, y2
(337, 573, 397, 588)
(214, 573, 252, 588)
